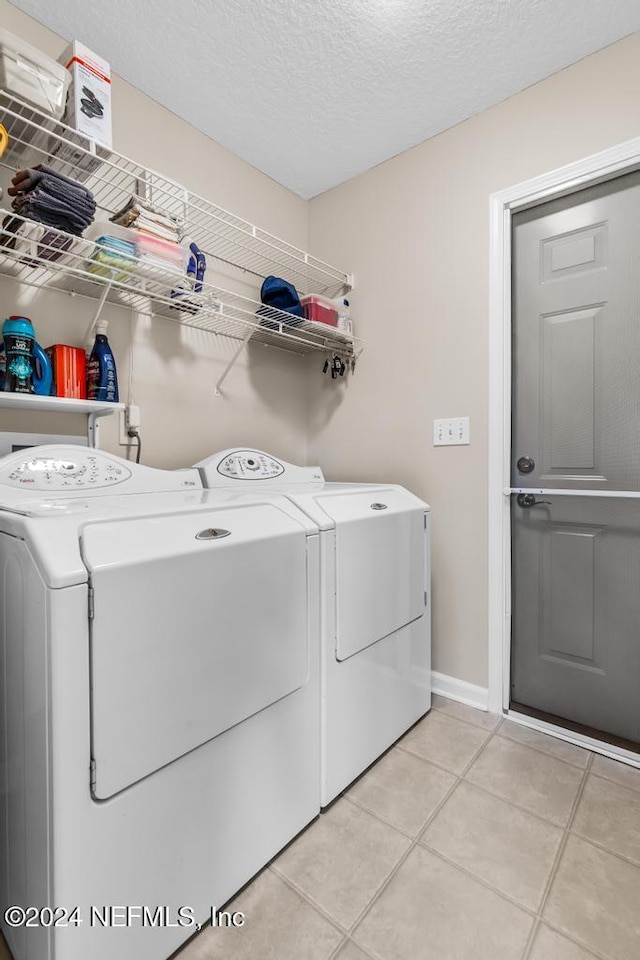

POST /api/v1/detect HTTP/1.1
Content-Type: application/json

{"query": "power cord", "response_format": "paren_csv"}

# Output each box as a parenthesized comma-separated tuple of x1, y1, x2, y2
(127, 428, 142, 464)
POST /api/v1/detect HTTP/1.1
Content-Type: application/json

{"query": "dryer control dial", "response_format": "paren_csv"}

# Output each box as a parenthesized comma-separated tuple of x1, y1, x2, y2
(0, 452, 132, 490)
(217, 451, 284, 480)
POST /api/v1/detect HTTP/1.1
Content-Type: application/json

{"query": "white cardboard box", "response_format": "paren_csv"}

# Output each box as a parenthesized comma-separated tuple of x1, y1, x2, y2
(59, 40, 112, 148)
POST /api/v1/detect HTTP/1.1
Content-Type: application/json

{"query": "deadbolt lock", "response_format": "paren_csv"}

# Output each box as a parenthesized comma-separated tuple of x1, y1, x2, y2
(517, 456, 535, 474)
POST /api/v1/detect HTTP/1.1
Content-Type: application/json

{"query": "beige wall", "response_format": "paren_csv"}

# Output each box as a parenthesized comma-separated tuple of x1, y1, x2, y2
(3, 2, 640, 691)
(308, 32, 640, 689)
(0, 0, 311, 467)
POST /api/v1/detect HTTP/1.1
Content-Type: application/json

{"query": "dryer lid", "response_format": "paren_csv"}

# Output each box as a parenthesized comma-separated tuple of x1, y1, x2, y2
(323, 489, 429, 661)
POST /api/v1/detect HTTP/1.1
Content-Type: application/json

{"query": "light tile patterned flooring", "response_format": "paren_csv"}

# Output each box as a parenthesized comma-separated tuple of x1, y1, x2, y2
(2, 696, 640, 960)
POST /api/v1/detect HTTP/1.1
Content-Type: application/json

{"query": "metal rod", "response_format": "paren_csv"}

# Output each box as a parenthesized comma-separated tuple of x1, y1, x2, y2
(214, 330, 254, 396)
(508, 487, 640, 499)
(83, 280, 113, 350)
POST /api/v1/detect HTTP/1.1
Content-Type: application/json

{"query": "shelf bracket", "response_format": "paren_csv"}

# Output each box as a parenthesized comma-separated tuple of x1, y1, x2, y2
(214, 330, 254, 396)
(82, 280, 113, 351)
(87, 411, 100, 448)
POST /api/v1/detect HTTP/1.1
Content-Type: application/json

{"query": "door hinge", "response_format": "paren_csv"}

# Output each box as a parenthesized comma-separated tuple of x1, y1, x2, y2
(424, 513, 427, 529)
(88, 586, 94, 621)
(424, 590, 428, 607)
(90, 759, 96, 790)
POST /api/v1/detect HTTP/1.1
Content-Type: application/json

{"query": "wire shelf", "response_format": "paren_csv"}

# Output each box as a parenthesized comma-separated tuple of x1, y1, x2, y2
(0, 90, 352, 296)
(0, 210, 360, 358)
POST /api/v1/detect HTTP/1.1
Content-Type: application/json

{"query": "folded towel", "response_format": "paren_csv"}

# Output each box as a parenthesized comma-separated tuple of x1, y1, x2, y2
(9, 167, 96, 209)
(110, 195, 182, 245)
(13, 193, 94, 235)
(8, 165, 96, 237)
(9, 164, 95, 201)
(137, 252, 184, 277)
(135, 231, 184, 264)
(13, 188, 96, 223)
(88, 247, 136, 283)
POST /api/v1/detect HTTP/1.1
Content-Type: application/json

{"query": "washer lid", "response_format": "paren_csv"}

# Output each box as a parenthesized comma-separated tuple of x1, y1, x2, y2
(84, 502, 310, 799)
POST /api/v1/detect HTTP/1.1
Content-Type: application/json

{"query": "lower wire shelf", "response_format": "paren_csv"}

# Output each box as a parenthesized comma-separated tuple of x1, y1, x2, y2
(0, 211, 361, 360)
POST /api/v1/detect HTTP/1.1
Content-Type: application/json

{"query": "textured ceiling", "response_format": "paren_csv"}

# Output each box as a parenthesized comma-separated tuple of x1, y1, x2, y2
(9, 0, 640, 198)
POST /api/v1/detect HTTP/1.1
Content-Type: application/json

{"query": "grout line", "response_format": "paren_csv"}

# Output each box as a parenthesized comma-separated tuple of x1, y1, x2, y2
(330, 932, 380, 960)
(586, 767, 640, 795)
(519, 753, 594, 960)
(455, 772, 578, 831)
(417, 843, 539, 918)
(343, 794, 417, 843)
(269, 865, 351, 935)
(496, 726, 591, 770)
(326, 933, 349, 960)
(431, 700, 503, 733)
(396, 741, 470, 777)
(568, 828, 640, 871)
(271, 719, 634, 960)
(396, 719, 494, 779)
(540, 918, 612, 960)
(340, 719, 505, 944)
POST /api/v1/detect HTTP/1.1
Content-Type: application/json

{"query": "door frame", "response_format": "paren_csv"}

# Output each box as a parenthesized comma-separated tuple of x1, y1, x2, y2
(488, 137, 640, 761)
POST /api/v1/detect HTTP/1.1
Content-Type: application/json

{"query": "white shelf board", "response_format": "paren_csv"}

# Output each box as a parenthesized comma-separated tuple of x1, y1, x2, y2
(0, 394, 124, 417)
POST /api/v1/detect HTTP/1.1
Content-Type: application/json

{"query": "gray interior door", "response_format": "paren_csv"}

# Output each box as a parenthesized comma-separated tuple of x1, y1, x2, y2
(511, 171, 640, 747)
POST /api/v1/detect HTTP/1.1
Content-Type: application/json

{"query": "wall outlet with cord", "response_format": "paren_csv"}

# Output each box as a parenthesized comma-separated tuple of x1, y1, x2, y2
(118, 404, 140, 446)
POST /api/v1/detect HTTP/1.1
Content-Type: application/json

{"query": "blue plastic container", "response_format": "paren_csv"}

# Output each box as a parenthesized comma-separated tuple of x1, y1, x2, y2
(1, 315, 53, 395)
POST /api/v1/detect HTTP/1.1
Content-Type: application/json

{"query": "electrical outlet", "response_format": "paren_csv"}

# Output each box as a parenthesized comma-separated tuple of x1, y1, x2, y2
(119, 410, 131, 446)
(119, 404, 141, 445)
(433, 417, 470, 446)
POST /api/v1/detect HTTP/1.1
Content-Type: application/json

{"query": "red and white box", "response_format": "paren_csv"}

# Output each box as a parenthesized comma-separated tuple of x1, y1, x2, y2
(59, 40, 112, 148)
(301, 295, 338, 327)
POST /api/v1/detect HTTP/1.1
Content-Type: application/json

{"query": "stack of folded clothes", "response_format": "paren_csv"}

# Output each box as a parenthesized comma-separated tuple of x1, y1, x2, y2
(110, 196, 184, 277)
(87, 234, 137, 283)
(7, 165, 96, 236)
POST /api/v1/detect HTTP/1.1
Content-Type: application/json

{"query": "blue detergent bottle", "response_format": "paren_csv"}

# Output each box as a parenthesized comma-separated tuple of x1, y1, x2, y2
(87, 319, 119, 402)
(1, 315, 53, 395)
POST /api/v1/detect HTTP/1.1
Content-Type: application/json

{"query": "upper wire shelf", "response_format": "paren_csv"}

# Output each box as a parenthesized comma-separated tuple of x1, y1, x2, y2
(0, 90, 351, 297)
(0, 90, 359, 375)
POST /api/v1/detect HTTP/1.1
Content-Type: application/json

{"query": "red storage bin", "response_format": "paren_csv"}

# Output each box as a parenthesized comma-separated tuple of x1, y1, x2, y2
(301, 295, 338, 327)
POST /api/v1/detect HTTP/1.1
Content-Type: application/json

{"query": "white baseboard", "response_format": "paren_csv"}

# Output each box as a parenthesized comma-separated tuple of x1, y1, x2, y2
(431, 671, 490, 712)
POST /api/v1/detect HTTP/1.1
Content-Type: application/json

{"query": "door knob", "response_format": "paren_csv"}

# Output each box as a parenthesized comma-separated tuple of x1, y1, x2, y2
(517, 493, 551, 508)
(517, 456, 535, 474)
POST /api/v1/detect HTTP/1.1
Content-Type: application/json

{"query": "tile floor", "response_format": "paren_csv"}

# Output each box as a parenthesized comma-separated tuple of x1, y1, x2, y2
(2, 696, 639, 960)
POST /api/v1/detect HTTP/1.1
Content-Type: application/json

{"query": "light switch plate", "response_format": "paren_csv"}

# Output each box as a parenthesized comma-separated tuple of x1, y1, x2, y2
(433, 417, 470, 446)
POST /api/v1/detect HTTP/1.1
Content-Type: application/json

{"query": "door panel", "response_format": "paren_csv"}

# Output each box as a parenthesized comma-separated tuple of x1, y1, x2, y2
(83, 505, 309, 799)
(511, 171, 640, 747)
(511, 496, 640, 744)
(512, 171, 640, 490)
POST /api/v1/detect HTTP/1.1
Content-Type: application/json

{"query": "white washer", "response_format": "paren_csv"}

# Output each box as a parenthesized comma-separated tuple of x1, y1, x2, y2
(195, 449, 431, 806)
(0, 445, 320, 960)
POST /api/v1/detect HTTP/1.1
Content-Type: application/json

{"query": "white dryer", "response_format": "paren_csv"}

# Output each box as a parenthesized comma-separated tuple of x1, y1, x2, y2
(195, 449, 431, 806)
(0, 445, 320, 960)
